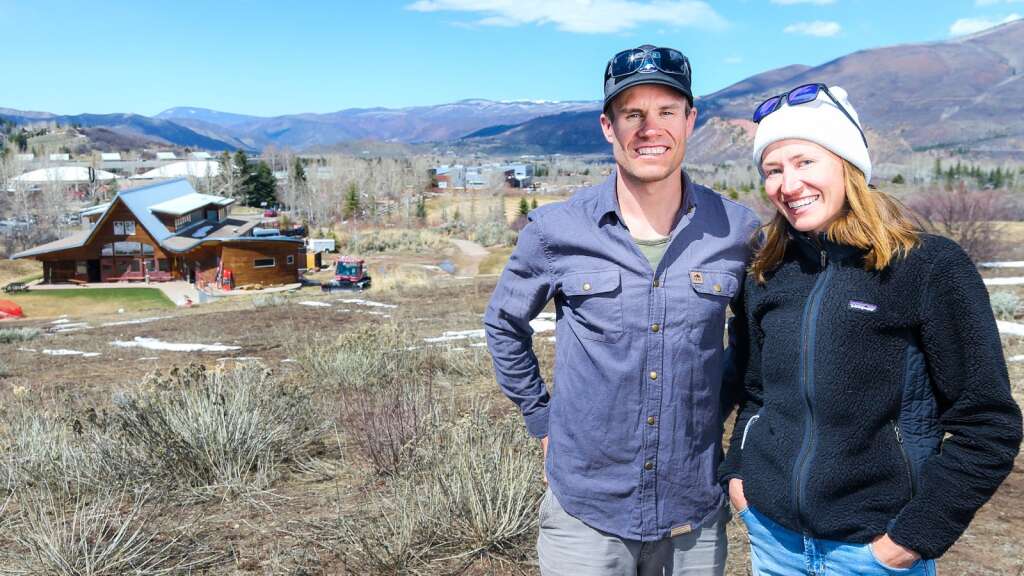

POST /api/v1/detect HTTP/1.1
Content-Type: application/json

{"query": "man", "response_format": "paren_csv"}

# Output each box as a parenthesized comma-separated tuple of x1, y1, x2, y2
(484, 45, 759, 575)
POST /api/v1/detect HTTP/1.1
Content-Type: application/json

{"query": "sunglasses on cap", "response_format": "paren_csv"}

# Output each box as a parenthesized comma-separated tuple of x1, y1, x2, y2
(606, 46, 691, 81)
(752, 83, 868, 148)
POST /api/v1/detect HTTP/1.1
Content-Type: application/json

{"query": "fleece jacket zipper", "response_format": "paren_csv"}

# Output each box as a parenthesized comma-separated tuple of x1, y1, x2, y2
(792, 248, 832, 530)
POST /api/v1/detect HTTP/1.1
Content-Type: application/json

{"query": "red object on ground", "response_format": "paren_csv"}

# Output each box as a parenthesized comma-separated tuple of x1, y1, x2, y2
(0, 300, 24, 319)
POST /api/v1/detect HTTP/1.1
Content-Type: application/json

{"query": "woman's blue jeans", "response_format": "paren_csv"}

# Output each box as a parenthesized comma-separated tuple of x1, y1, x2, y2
(738, 505, 938, 576)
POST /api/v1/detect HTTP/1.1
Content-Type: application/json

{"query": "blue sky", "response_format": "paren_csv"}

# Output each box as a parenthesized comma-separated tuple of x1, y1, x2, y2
(1, 0, 1020, 116)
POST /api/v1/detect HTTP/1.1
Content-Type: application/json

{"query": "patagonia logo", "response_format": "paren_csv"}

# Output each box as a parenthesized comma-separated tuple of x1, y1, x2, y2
(849, 300, 877, 312)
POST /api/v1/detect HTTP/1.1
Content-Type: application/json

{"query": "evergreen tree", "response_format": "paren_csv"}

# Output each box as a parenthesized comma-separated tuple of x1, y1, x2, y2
(292, 156, 306, 185)
(932, 157, 943, 180)
(531, 197, 538, 210)
(415, 195, 427, 222)
(247, 161, 277, 207)
(518, 197, 530, 217)
(343, 183, 361, 220)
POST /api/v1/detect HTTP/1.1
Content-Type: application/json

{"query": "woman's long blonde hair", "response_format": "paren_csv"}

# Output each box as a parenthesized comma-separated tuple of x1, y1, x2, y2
(749, 159, 919, 284)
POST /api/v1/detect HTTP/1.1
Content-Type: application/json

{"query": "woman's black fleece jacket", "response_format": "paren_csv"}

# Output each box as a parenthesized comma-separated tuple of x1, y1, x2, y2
(719, 232, 1022, 559)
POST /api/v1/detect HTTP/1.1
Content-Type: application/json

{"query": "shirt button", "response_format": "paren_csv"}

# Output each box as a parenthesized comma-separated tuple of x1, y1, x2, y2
(653, 278, 660, 288)
(582, 282, 591, 291)
(713, 283, 722, 293)
(644, 461, 654, 471)
(651, 323, 660, 333)
(647, 416, 656, 426)
(650, 371, 658, 380)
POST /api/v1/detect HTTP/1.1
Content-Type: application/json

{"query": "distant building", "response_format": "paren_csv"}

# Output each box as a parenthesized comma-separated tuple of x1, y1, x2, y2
(189, 151, 212, 160)
(15, 153, 34, 162)
(49, 153, 71, 162)
(432, 164, 465, 189)
(130, 160, 221, 180)
(12, 178, 302, 288)
(156, 152, 177, 161)
(14, 166, 117, 184)
(100, 152, 122, 161)
(503, 163, 535, 188)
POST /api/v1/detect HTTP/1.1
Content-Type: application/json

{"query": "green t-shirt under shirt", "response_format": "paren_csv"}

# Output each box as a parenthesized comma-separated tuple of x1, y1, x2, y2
(633, 235, 670, 271)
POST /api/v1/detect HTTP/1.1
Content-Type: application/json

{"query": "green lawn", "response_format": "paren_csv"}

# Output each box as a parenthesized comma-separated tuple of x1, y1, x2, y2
(3, 288, 175, 318)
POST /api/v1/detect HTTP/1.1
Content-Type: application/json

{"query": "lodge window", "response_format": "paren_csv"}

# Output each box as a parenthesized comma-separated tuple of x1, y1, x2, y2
(253, 258, 276, 269)
(76, 261, 88, 275)
(286, 255, 294, 265)
(175, 214, 193, 230)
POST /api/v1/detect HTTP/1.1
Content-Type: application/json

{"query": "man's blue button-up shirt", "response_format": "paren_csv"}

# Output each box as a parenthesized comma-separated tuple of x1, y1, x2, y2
(484, 170, 759, 541)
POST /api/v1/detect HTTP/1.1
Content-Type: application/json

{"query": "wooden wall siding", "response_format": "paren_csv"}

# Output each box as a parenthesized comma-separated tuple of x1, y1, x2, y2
(221, 243, 301, 286)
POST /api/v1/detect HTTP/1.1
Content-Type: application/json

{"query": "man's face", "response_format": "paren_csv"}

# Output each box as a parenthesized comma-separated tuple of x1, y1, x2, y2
(600, 84, 697, 186)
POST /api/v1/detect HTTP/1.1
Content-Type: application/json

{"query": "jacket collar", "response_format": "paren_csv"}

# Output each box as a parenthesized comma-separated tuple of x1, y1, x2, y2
(592, 168, 698, 224)
(788, 226, 864, 266)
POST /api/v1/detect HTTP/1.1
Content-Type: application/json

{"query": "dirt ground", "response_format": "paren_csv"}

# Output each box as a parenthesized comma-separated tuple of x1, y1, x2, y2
(1, 265, 1023, 574)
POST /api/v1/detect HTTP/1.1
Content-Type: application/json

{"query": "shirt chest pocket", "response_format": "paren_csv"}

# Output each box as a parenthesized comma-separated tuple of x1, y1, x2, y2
(687, 269, 739, 344)
(560, 269, 623, 342)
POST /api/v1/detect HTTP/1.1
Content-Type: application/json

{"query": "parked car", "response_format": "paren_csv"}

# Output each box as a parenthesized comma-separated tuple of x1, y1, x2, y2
(263, 208, 278, 217)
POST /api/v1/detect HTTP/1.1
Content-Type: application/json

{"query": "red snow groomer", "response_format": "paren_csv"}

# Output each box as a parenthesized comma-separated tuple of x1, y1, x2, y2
(321, 256, 372, 292)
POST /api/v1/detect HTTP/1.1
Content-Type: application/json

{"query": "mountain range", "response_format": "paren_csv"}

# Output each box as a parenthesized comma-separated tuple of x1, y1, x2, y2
(2, 19, 1022, 162)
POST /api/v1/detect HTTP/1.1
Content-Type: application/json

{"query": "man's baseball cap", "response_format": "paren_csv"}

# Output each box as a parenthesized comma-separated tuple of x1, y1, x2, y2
(603, 45, 693, 110)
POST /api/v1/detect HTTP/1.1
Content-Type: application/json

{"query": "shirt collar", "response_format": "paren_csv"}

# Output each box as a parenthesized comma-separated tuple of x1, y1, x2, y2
(592, 169, 698, 224)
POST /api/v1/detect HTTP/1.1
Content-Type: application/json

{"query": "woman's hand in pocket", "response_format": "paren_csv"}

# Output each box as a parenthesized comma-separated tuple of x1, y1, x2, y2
(871, 534, 920, 569)
(728, 478, 748, 512)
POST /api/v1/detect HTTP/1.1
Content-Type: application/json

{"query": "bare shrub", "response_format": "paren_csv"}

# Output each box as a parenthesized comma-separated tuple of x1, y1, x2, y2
(907, 183, 1008, 262)
(251, 293, 288, 308)
(323, 407, 541, 572)
(3, 487, 222, 575)
(111, 363, 326, 494)
(0, 357, 9, 378)
(424, 409, 542, 559)
(337, 228, 450, 254)
(302, 325, 441, 477)
(331, 480, 440, 574)
(0, 409, 116, 497)
(0, 327, 41, 344)
(990, 291, 1020, 320)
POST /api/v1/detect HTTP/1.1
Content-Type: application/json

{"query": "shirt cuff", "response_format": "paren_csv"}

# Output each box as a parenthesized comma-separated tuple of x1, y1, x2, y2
(524, 406, 550, 438)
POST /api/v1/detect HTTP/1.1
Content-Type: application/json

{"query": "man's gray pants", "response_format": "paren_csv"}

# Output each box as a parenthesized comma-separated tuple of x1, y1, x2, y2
(537, 488, 728, 576)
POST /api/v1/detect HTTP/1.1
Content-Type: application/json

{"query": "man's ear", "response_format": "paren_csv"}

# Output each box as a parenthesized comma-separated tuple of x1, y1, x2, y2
(685, 105, 698, 139)
(600, 113, 616, 145)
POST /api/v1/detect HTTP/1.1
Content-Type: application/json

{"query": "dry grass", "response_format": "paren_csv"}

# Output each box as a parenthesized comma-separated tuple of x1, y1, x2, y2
(0, 259, 43, 285)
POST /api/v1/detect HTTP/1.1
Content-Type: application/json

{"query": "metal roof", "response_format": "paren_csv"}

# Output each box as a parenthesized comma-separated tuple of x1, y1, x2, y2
(149, 193, 234, 216)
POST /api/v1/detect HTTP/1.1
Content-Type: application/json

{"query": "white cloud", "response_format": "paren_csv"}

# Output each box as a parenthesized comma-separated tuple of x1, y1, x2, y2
(783, 20, 841, 36)
(771, 0, 835, 5)
(949, 13, 1021, 35)
(406, 0, 728, 33)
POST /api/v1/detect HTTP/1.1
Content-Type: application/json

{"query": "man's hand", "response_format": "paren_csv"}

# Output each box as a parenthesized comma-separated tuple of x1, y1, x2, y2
(540, 436, 549, 484)
(871, 534, 921, 569)
(728, 478, 748, 512)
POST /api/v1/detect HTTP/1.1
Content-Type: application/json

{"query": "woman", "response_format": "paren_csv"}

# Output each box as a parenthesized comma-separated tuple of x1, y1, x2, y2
(719, 83, 1022, 575)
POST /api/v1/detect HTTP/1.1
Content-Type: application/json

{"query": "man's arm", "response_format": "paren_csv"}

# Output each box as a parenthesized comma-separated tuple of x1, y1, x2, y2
(483, 216, 556, 438)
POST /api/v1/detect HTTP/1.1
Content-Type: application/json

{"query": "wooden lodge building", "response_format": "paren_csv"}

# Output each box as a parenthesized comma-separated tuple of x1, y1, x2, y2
(13, 178, 303, 288)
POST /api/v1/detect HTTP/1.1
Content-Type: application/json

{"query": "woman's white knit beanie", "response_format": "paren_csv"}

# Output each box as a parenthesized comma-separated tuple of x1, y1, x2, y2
(752, 85, 872, 183)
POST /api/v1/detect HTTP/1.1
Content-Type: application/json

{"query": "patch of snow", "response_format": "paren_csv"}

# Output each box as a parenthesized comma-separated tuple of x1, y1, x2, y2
(997, 320, 1024, 337)
(111, 337, 241, 353)
(366, 311, 392, 318)
(530, 312, 556, 334)
(217, 356, 262, 362)
(138, 357, 159, 361)
(336, 298, 398, 309)
(52, 322, 90, 332)
(17, 347, 37, 352)
(1008, 354, 1024, 362)
(102, 316, 171, 327)
(281, 358, 297, 363)
(470, 342, 488, 348)
(981, 261, 1024, 268)
(984, 277, 1024, 286)
(42, 349, 101, 357)
(193, 225, 214, 238)
(299, 301, 331, 308)
(424, 328, 485, 343)
(50, 318, 70, 324)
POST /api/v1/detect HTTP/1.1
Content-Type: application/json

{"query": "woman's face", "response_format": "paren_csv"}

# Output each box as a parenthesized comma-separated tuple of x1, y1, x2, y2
(761, 139, 847, 234)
